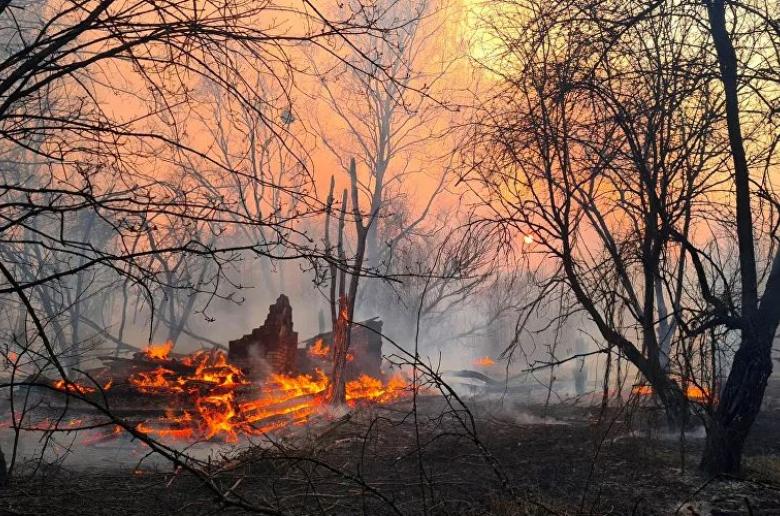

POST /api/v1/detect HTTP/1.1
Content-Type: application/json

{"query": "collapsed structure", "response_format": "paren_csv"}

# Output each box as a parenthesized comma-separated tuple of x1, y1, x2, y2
(227, 294, 383, 380)
(227, 294, 298, 374)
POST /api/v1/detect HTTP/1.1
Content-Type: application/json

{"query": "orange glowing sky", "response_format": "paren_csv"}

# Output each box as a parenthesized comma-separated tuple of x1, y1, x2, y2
(77, 0, 492, 229)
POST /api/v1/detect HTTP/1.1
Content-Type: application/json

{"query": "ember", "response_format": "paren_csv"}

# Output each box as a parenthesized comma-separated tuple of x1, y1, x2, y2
(51, 379, 111, 395)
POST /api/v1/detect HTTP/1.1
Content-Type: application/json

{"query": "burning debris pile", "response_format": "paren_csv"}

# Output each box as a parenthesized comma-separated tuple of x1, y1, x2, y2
(33, 296, 408, 444)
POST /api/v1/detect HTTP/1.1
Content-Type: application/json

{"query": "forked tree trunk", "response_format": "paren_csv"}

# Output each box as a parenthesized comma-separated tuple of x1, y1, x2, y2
(699, 0, 777, 475)
(700, 338, 773, 475)
(327, 297, 351, 405)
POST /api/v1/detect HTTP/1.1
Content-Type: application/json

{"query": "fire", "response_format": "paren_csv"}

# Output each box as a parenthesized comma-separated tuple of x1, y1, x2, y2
(129, 367, 183, 393)
(44, 347, 412, 444)
(133, 360, 410, 442)
(128, 350, 253, 441)
(308, 338, 330, 358)
(52, 379, 98, 395)
(346, 374, 407, 403)
(631, 381, 711, 402)
(474, 356, 496, 367)
(684, 384, 709, 402)
(308, 339, 354, 362)
(267, 369, 329, 397)
(631, 385, 654, 396)
(144, 340, 174, 360)
(136, 422, 194, 440)
(184, 350, 248, 387)
(198, 393, 239, 440)
(239, 369, 330, 431)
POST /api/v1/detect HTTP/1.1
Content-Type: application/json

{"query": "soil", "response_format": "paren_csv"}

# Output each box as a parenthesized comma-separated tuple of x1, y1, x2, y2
(0, 397, 778, 515)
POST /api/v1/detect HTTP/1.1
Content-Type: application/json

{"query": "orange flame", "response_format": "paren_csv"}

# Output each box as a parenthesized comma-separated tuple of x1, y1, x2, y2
(346, 374, 407, 404)
(308, 338, 330, 358)
(51, 379, 97, 395)
(129, 367, 183, 393)
(684, 384, 709, 402)
(631, 385, 654, 396)
(85, 347, 412, 443)
(631, 382, 711, 402)
(474, 356, 496, 367)
(144, 341, 174, 360)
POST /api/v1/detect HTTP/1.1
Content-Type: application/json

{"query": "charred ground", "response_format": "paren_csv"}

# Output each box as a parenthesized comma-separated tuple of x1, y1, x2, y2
(2, 398, 778, 516)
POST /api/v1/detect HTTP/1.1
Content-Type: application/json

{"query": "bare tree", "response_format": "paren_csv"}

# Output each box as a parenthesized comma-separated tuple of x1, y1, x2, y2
(312, 0, 455, 302)
(699, 0, 780, 474)
(323, 158, 370, 404)
(469, 0, 779, 475)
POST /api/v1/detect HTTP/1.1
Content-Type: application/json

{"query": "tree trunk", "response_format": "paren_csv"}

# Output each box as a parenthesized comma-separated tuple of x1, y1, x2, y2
(327, 297, 351, 405)
(643, 364, 688, 430)
(698, 0, 776, 475)
(0, 442, 7, 487)
(700, 338, 772, 475)
(658, 385, 687, 431)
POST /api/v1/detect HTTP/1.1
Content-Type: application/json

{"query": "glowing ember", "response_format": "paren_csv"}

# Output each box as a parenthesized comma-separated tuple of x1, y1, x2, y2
(684, 384, 709, 402)
(51, 379, 111, 395)
(129, 367, 183, 393)
(474, 356, 496, 367)
(144, 340, 174, 360)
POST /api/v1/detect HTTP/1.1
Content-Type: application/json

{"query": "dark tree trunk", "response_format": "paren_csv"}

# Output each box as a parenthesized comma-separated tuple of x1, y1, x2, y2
(700, 339, 773, 475)
(706, 0, 757, 317)
(653, 375, 688, 431)
(0, 442, 6, 487)
(698, 0, 777, 475)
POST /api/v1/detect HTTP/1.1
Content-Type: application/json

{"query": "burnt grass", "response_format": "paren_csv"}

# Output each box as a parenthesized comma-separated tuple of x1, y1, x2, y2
(1, 397, 779, 515)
